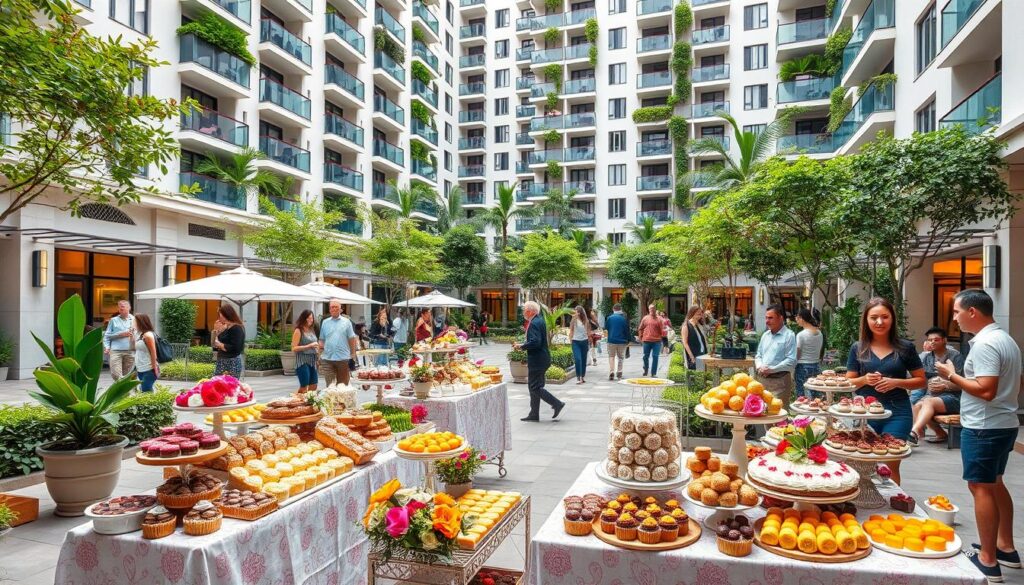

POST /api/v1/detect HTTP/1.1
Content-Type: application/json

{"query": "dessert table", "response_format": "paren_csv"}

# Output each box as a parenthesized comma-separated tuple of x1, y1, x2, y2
(527, 463, 985, 585)
(384, 382, 512, 477)
(54, 451, 422, 585)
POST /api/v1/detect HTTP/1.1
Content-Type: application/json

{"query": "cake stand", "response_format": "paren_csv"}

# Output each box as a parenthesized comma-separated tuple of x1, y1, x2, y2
(135, 441, 228, 490)
(357, 348, 394, 368)
(825, 444, 910, 509)
(619, 378, 676, 412)
(682, 489, 761, 529)
(393, 440, 469, 493)
(203, 418, 264, 436)
(744, 474, 861, 513)
(693, 404, 788, 478)
(410, 345, 471, 363)
(173, 402, 257, 440)
(354, 376, 409, 403)
(593, 459, 689, 492)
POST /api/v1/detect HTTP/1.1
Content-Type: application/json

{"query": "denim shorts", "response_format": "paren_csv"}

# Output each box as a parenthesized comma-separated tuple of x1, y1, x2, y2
(296, 363, 319, 387)
(937, 392, 961, 413)
(961, 427, 1020, 483)
(909, 389, 927, 405)
(866, 396, 912, 439)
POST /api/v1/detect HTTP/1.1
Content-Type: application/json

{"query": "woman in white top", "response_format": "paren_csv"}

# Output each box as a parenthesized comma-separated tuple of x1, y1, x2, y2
(570, 306, 593, 384)
(133, 313, 160, 392)
(794, 308, 824, 399)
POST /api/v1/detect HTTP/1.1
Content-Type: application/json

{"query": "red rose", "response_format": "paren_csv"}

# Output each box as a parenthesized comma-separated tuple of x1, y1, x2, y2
(807, 445, 828, 464)
(775, 439, 790, 456)
(200, 384, 225, 406)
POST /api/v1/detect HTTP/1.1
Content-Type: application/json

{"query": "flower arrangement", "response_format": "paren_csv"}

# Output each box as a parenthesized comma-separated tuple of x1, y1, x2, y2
(435, 447, 487, 485)
(362, 479, 473, 561)
(175, 375, 253, 408)
(411, 405, 429, 425)
(410, 364, 434, 384)
(775, 426, 828, 465)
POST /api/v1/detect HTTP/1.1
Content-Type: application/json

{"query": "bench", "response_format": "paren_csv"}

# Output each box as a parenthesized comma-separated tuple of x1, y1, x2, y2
(933, 414, 962, 449)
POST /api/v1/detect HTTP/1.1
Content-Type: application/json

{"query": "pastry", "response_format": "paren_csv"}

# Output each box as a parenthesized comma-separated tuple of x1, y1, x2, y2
(214, 488, 278, 520)
(183, 500, 222, 536)
(89, 495, 156, 515)
(563, 508, 592, 536)
(747, 441, 859, 498)
(836, 398, 852, 413)
(141, 505, 176, 539)
(157, 472, 222, 509)
(606, 407, 681, 482)
(638, 517, 661, 544)
(694, 446, 712, 461)
(717, 515, 753, 557)
(615, 513, 638, 541)
(658, 515, 679, 542)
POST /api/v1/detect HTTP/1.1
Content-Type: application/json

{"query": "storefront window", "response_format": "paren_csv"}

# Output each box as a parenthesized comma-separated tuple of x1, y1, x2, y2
(707, 287, 754, 325)
(55, 250, 133, 348)
(480, 290, 517, 324)
(932, 257, 981, 342)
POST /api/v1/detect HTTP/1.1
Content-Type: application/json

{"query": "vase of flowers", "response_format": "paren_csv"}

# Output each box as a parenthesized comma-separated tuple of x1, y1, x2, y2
(363, 479, 473, 562)
(410, 364, 434, 399)
(435, 447, 487, 498)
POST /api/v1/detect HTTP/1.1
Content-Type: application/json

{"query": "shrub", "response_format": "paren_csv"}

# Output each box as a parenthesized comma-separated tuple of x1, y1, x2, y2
(0, 331, 13, 366)
(661, 385, 720, 437)
(160, 360, 216, 381)
(674, 2, 693, 36)
(411, 60, 434, 85)
(827, 86, 852, 132)
(544, 0, 561, 11)
(158, 299, 197, 344)
(550, 345, 574, 370)
(114, 389, 176, 444)
(824, 28, 852, 76)
(245, 349, 283, 371)
(374, 26, 405, 64)
(412, 23, 427, 44)
(544, 27, 559, 45)
(541, 129, 561, 144)
(487, 327, 521, 337)
(546, 160, 563, 179)
(177, 13, 256, 65)
(507, 348, 528, 362)
(632, 106, 673, 124)
(492, 335, 520, 343)
(410, 140, 432, 164)
(545, 365, 567, 380)
(411, 100, 432, 125)
(189, 346, 215, 363)
(545, 92, 559, 110)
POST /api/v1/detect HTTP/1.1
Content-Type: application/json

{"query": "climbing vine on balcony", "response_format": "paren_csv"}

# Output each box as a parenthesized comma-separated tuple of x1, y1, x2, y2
(410, 141, 432, 164)
(177, 13, 256, 66)
(671, 41, 692, 104)
(825, 0, 838, 17)
(546, 160, 563, 179)
(823, 27, 852, 75)
(544, 27, 560, 45)
(585, 18, 599, 66)
(374, 27, 405, 64)
(631, 105, 673, 124)
(542, 129, 561, 144)
(411, 100, 432, 125)
(674, 2, 693, 37)
(544, 0, 561, 12)
(826, 73, 897, 133)
(546, 92, 559, 110)
(412, 23, 427, 44)
(543, 64, 563, 91)
(411, 61, 434, 85)
(669, 115, 689, 202)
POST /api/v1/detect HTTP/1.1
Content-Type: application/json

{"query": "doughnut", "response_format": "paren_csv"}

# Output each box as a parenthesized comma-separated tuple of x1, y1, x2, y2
(643, 433, 662, 450)
(617, 464, 633, 480)
(634, 449, 652, 466)
(651, 466, 668, 482)
(624, 433, 643, 450)
(617, 447, 634, 465)
(633, 466, 651, 482)
(653, 448, 670, 466)
(611, 430, 625, 447)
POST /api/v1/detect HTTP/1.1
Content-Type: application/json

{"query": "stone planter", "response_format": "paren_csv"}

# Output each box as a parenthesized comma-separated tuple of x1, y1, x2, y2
(443, 481, 473, 498)
(413, 380, 433, 399)
(0, 366, 8, 381)
(545, 373, 575, 385)
(36, 436, 129, 517)
(509, 361, 529, 384)
(279, 351, 296, 376)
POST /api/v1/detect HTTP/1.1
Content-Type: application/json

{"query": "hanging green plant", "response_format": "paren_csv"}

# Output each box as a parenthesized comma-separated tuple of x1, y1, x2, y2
(177, 13, 256, 66)
(669, 115, 689, 179)
(374, 26, 405, 64)
(825, 0, 838, 17)
(670, 42, 692, 104)
(588, 45, 598, 66)
(543, 63, 563, 91)
(584, 18, 599, 43)
(410, 140, 432, 164)
(827, 86, 852, 132)
(411, 60, 434, 85)
(860, 73, 898, 94)
(544, 0, 561, 12)
(631, 105, 673, 123)
(411, 100, 432, 125)
(823, 28, 852, 76)
(544, 27, 560, 45)
(778, 54, 830, 82)
(674, 2, 693, 37)
(542, 129, 561, 144)
(546, 92, 559, 110)
(546, 160, 563, 179)
(667, 94, 680, 107)
(412, 23, 427, 44)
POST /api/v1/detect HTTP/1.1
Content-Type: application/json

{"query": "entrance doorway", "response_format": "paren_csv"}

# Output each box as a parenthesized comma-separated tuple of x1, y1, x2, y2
(55, 249, 134, 353)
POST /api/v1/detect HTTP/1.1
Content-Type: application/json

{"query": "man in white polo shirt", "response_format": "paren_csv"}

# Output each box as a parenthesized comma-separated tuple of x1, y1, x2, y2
(936, 289, 1022, 583)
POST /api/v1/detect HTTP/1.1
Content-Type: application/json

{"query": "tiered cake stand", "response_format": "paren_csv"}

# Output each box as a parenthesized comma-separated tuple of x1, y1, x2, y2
(410, 344, 471, 363)
(173, 402, 258, 440)
(135, 441, 229, 509)
(682, 487, 761, 529)
(794, 381, 859, 428)
(694, 405, 788, 478)
(394, 440, 469, 493)
(355, 375, 409, 403)
(824, 407, 910, 510)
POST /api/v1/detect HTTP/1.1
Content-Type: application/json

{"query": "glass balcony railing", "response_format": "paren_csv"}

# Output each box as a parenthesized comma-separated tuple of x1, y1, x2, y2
(564, 146, 595, 162)
(530, 115, 564, 131)
(564, 77, 596, 94)
(516, 132, 534, 145)
(332, 218, 363, 236)
(413, 41, 439, 72)
(637, 175, 672, 191)
(325, 13, 366, 56)
(460, 23, 486, 39)
(324, 113, 363, 146)
(459, 81, 486, 96)
(517, 76, 537, 90)
(516, 105, 536, 118)
(375, 7, 405, 44)
(181, 172, 246, 209)
(259, 78, 311, 119)
(413, 1, 440, 36)
(516, 17, 535, 31)
(372, 182, 399, 203)
(939, 73, 1001, 134)
(325, 64, 365, 101)
(460, 53, 486, 68)
(777, 17, 829, 45)
(324, 163, 364, 191)
(260, 135, 310, 172)
(373, 139, 405, 166)
(373, 94, 405, 125)
(637, 210, 672, 223)
(841, 0, 895, 75)
(531, 12, 564, 29)
(412, 160, 437, 181)
(564, 180, 596, 194)
(412, 119, 439, 144)
(697, 134, 730, 150)
(565, 112, 596, 127)
(459, 136, 486, 149)
(459, 110, 485, 123)
(516, 49, 535, 63)
(179, 34, 250, 88)
(518, 215, 595, 230)
(530, 82, 558, 98)
(374, 51, 406, 85)
(531, 48, 564, 64)
(265, 196, 300, 214)
(692, 0, 726, 5)
(412, 79, 438, 108)
(691, 101, 729, 118)
(566, 8, 596, 25)
(833, 82, 895, 147)
(692, 64, 729, 82)
(460, 0, 484, 6)
(637, 71, 672, 89)
(181, 107, 248, 147)
(776, 133, 837, 154)
(941, 0, 987, 48)
(637, 34, 672, 53)
(564, 43, 593, 60)
(528, 149, 563, 164)
(212, 0, 250, 24)
(293, 0, 312, 12)
(462, 191, 486, 205)
(458, 164, 486, 177)
(777, 76, 835, 103)
(414, 198, 438, 216)
(260, 19, 311, 66)
(637, 0, 672, 16)
(637, 139, 671, 157)
(692, 25, 729, 45)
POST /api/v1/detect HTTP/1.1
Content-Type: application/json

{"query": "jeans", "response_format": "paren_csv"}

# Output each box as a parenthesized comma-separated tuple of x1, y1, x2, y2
(527, 361, 561, 418)
(794, 363, 822, 398)
(370, 341, 389, 365)
(571, 340, 589, 379)
(137, 369, 157, 392)
(642, 341, 661, 376)
(296, 363, 319, 387)
(866, 395, 913, 439)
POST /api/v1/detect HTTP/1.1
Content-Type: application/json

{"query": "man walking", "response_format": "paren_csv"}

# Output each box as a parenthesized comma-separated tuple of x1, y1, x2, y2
(515, 301, 565, 422)
(319, 299, 359, 386)
(936, 289, 1021, 583)
(638, 304, 664, 376)
(103, 300, 135, 381)
(754, 305, 797, 405)
(605, 303, 629, 381)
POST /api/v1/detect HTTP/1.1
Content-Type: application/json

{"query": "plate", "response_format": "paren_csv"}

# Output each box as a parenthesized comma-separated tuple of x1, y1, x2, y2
(620, 378, 675, 387)
(135, 442, 228, 466)
(695, 404, 789, 425)
(788, 403, 829, 416)
(744, 475, 861, 505)
(590, 517, 701, 551)
(172, 401, 256, 413)
(825, 445, 910, 462)
(594, 460, 689, 492)
(802, 382, 857, 393)
(394, 440, 469, 461)
(682, 488, 761, 513)
(85, 499, 157, 535)
(354, 376, 408, 386)
(753, 518, 872, 563)
(827, 405, 892, 419)
(870, 531, 963, 559)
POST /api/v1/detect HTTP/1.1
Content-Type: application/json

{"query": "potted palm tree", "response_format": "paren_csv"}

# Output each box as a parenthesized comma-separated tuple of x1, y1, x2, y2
(30, 295, 139, 516)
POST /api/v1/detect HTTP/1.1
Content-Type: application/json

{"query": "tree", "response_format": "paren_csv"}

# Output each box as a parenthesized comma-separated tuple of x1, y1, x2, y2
(569, 229, 607, 259)
(244, 196, 354, 282)
(435, 185, 472, 233)
(687, 111, 782, 204)
(536, 187, 585, 236)
(158, 299, 198, 344)
(0, 0, 185, 222)
(361, 216, 443, 309)
(506, 230, 587, 308)
(657, 223, 725, 310)
(439, 224, 488, 299)
(681, 193, 748, 335)
(479, 182, 536, 326)
(626, 215, 660, 243)
(195, 148, 282, 206)
(607, 243, 668, 311)
(389, 180, 436, 222)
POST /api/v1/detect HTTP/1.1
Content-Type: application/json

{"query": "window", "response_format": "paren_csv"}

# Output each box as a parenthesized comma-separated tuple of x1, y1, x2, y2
(444, 151, 452, 171)
(494, 180, 508, 197)
(445, 63, 453, 85)
(608, 131, 626, 152)
(608, 63, 626, 85)
(445, 122, 453, 143)
(608, 198, 626, 219)
(915, 100, 936, 133)
(495, 69, 510, 88)
(445, 94, 453, 114)
(494, 152, 509, 170)
(743, 123, 766, 135)
(609, 0, 625, 14)
(496, 9, 509, 28)
(495, 126, 509, 143)
(609, 28, 626, 49)
(446, 0, 454, 23)
(743, 84, 768, 110)
(444, 180, 452, 197)
(608, 164, 626, 185)
(495, 97, 509, 116)
(445, 33, 454, 55)
(608, 232, 625, 245)
(743, 3, 768, 30)
(608, 98, 626, 119)
(916, 4, 937, 74)
(743, 44, 768, 70)
(111, 0, 148, 33)
(495, 39, 509, 58)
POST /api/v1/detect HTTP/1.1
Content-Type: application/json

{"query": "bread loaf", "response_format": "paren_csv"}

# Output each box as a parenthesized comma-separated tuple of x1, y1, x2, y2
(314, 416, 379, 465)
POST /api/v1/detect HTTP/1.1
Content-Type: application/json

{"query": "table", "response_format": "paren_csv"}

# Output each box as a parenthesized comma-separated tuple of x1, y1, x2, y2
(696, 355, 756, 385)
(54, 451, 422, 585)
(528, 463, 985, 585)
(384, 383, 512, 477)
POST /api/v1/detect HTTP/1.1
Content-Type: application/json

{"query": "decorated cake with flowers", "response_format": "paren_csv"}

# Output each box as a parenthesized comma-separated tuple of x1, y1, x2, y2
(175, 375, 254, 408)
(746, 427, 859, 498)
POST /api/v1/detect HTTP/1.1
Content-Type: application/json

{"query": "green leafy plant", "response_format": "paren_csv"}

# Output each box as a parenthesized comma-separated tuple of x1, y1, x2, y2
(669, 115, 688, 177)
(412, 23, 427, 44)
(543, 64, 563, 90)
(506, 347, 528, 362)
(632, 105, 673, 123)
(541, 129, 561, 144)
(778, 54, 829, 82)
(0, 503, 18, 530)
(827, 86, 851, 132)
(244, 349, 283, 370)
(861, 73, 897, 95)
(28, 294, 139, 450)
(113, 389, 176, 444)
(674, 2, 693, 36)
(0, 403, 52, 477)
(672, 42, 693, 101)
(823, 28, 852, 75)
(825, 0, 838, 16)
(589, 45, 598, 66)
(411, 60, 434, 85)
(544, 26, 560, 45)
(549, 345, 575, 370)
(545, 365, 567, 380)
(0, 331, 14, 367)
(409, 363, 434, 383)
(435, 446, 486, 484)
(585, 18, 598, 65)
(158, 299, 197, 344)
(546, 160, 563, 179)
(177, 13, 255, 65)
(410, 140, 432, 164)
(159, 360, 216, 381)
(544, 0, 561, 11)
(374, 26, 405, 64)
(545, 92, 559, 110)
(410, 100, 432, 125)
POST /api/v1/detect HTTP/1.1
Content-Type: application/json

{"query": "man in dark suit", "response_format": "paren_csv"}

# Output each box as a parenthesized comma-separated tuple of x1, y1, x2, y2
(514, 301, 565, 422)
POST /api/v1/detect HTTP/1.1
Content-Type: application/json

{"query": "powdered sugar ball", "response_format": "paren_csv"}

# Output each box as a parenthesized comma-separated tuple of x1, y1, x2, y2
(633, 466, 651, 482)
(606, 459, 619, 475)
(653, 419, 672, 434)
(634, 449, 652, 466)
(611, 431, 625, 448)
(653, 448, 670, 466)
(607, 446, 620, 462)
(618, 419, 635, 433)
(636, 419, 654, 435)
(643, 433, 662, 450)
(617, 464, 633, 480)
(651, 466, 668, 482)
(667, 462, 680, 478)
(624, 433, 643, 450)
(617, 447, 634, 465)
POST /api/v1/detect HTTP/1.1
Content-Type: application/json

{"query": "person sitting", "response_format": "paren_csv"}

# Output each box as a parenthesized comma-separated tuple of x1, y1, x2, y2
(909, 327, 965, 445)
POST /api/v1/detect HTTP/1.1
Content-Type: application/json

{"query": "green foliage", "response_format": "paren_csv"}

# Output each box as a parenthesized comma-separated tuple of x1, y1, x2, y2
(585, 18, 599, 64)
(824, 28, 852, 75)
(778, 54, 830, 82)
(0, 502, 17, 529)
(248, 197, 354, 279)
(160, 360, 216, 381)
(671, 42, 693, 74)
(667, 94, 680, 107)
(374, 26, 405, 64)
(823, 297, 861, 359)
(188, 346, 215, 363)
(0, 331, 14, 366)
(544, 0, 561, 11)
(440, 224, 488, 296)
(541, 129, 561, 144)
(411, 60, 434, 85)
(113, 389, 176, 444)
(669, 115, 689, 178)
(158, 299, 197, 344)
(860, 73, 898, 95)
(507, 231, 588, 307)
(827, 86, 852, 132)
(589, 45, 598, 66)
(245, 349, 283, 371)
(362, 217, 444, 308)
(608, 244, 668, 309)
(661, 372, 722, 437)
(545, 92, 559, 110)
(544, 27, 560, 45)
(632, 106, 673, 124)
(674, 2, 693, 36)
(688, 111, 783, 199)
(412, 23, 427, 44)
(825, 0, 838, 16)
(410, 100, 432, 125)
(177, 13, 255, 65)
(506, 347, 528, 362)
(0, 403, 52, 477)
(550, 345, 575, 370)
(410, 140, 432, 164)
(545, 366, 568, 380)
(543, 64, 563, 90)
(435, 446, 486, 484)
(546, 160, 563, 179)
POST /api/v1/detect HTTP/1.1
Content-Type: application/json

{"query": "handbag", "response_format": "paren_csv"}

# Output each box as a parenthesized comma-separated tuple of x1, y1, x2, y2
(154, 335, 174, 364)
(625, 345, 631, 359)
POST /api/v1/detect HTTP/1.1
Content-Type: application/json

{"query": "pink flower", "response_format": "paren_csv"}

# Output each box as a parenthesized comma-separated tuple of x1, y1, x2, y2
(459, 451, 470, 460)
(385, 506, 411, 538)
(479, 454, 486, 461)
(455, 461, 462, 469)
(793, 417, 811, 429)
(200, 384, 225, 406)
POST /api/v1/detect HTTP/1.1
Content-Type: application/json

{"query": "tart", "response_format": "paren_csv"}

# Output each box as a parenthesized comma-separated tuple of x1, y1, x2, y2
(183, 500, 222, 536)
(615, 513, 638, 541)
(638, 517, 661, 544)
(214, 488, 278, 521)
(658, 515, 679, 542)
(157, 472, 222, 509)
(141, 505, 176, 539)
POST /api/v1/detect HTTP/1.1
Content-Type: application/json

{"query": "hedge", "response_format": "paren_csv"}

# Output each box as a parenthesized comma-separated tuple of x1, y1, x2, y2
(550, 345, 574, 370)
(186, 346, 281, 370)
(161, 360, 216, 381)
(176, 13, 256, 66)
(545, 366, 567, 380)
(632, 105, 673, 124)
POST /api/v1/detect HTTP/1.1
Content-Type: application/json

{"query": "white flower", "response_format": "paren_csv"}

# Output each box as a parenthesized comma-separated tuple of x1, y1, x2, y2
(392, 488, 417, 506)
(419, 529, 439, 550)
(187, 393, 205, 408)
(222, 394, 238, 405)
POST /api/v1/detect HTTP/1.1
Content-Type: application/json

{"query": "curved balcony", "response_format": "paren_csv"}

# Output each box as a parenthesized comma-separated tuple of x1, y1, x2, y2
(375, 7, 405, 44)
(833, 82, 894, 150)
(260, 19, 311, 67)
(325, 13, 366, 59)
(259, 135, 310, 172)
(841, 0, 895, 82)
(374, 51, 406, 86)
(941, 0, 987, 48)
(180, 107, 249, 148)
(412, 79, 438, 108)
(636, 174, 672, 191)
(412, 119, 438, 145)
(181, 171, 246, 209)
(939, 72, 1001, 134)
(413, 41, 439, 72)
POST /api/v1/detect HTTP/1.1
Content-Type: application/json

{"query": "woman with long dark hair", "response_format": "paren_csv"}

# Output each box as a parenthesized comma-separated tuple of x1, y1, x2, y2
(680, 305, 708, 370)
(570, 305, 593, 383)
(414, 308, 433, 342)
(369, 308, 392, 365)
(291, 309, 319, 393)
(845, 297, 926, 485)
(133, 314, 159, 392)
(212, 304, 246, 378)
(795, 308, 824, 399)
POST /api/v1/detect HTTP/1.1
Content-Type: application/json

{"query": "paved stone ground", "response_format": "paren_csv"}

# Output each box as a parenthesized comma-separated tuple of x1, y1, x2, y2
(2, 342, 1022, 584)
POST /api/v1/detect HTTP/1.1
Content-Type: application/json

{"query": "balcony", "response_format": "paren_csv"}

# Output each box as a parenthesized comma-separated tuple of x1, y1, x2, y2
(518, 214, 595, 230)
(777, 17, 829, 45)
(517, 76, 537, 91)
(460, 23, 486, 40)
(375, 7, 405, 44)
(259, 19, 311, 68)
(325, 14, 366, 61)
(692, 63, 729, 83)
(373, 139, 405, 167)
(374, 51, 406, 86)
(459, 0, 484, 8)
(324, 64, 365, 106)
(564, 43, 593, 61)
(516, 48, 534, 62)
(412, 79, 439, 109)
(637, 210, 672, 223)
(691, 101, 728, 118)
(208, 0, 251, 24)
(636, 139, 672, 157)
(531, 48, 564, 64)
(942, 0, 986, 48)
(521, 183, 549, 198)
(259, 78, 311, 120)
(323, 113, 364, 147)
(637, 0, 672, 16)
(458, 164, 486, 178)
(372, 182, 399, 204)
(459, 81, 486, 96)
(530, 12, 564, 29)
(412, 159, 437, 182)
(516, 132, 535, 146)
(459, 136, 486, 150)
(834, 82, 895, 153)
(373, 94, 405, 126)
(777, 76, 834, 104)
(530, 82, 558, 99)
(841, 0, 895, 86)
(530, 115, 564, 131)
(180, 107, 249, 149)
(565, 112, 596, 129)
(564, 146, 596, 162)
(462, 191, 486, 205)
(181, 171, 246, 210)
(637, 34, 672, 54)
(939, 73, 1001, 134)
(564, 77, 596, 95)
(324, 163, 364, 191)
(565, 8, 597, 26)
(460, 53, 486, 69)
(412, 119, 439, 145)
(516, 105, 536, 118)
(332, 218, 364, 236)
(693, 134, 730, 154)
(413, 1, 440, 38)
(776, 133, 837, 155)
(637, 71, 672, 90)
(413, 41, 439, 72)
(459, 110, 486, 124)
(265, 196, 301, 214)
(413, 198, 438, 217)
(564, 180, 596, 195)
(528, 149, 562, 164)
(259, 135, 310, 172)
(179, 34, 251, 96)
(637, 175, 672, 191)
(692, 25, 729, 45)
(692, 0, 728, 5)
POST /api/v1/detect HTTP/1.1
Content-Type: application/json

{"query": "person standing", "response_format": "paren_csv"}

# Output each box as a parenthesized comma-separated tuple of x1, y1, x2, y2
(291, 309, 319, 394)
(103, 300, 135, 381)
(794, 308, 824, 399)
(479, 311, 490, 345)
(515, 301, 565, 422)
(754, 305, 798, 405)
(132, 314, 159, 392)
(212, 305, 246, 378)
(391, 309, 409, 353)
(935, 290, 1021, 582)
(588, 309, 601, 365)
(414, 308, 433, 343)
(369, 308, 392, 365)
(658, 310, 672, 355)
(605, 303, 629, 380)
(569, 306, 592, 384)
(637, 304, 664, 376)
(681, 305, 708, 370)
(319, 299, 359, 385)
(909, 327, 965, 444)
(845, 297, 926, 485)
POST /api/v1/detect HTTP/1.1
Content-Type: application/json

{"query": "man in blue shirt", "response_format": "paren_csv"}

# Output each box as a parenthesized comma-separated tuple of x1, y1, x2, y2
(103, 300, 135, 381)
(754, 304, 797, 404)
(319, 299, 358, 386)
(604, 303, 629, 381)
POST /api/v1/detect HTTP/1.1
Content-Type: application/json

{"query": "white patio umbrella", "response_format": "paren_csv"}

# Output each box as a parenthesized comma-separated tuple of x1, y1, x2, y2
(134, 265, 324, 307)
(300, 280, 381, 305)
(393, 290, 475, 308)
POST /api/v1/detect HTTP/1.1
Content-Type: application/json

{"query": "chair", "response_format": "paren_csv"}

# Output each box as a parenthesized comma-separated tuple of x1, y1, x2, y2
(933, 414, 961, 449)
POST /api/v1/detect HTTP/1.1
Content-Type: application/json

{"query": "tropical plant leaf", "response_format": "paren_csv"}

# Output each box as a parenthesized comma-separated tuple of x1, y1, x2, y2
(32, 370, 82, 408)
(56, 294, 86, 351)
(93, 376, 139, 414)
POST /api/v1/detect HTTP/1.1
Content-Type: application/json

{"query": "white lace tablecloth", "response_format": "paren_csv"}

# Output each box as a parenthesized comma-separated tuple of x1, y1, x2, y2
(55, 452, 422, 585)
(529, 463, 985, 585)
(384, 383, 513, 458)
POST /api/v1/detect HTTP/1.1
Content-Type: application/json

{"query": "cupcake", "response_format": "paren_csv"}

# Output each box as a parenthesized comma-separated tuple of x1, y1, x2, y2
(645, 504, 663, 516)
(600, 509, 619, 534)
(622, 502, 639, 514)
(671, 508, 690, 535)
(564, 508, 592, 536)
(716, 525, 753, 557)
(638, 517, 661, 544)
(615, 513, 638, 541)
(141, 505, 176, 539)
(179, 440, 199, 456)
(635, 510, 651, 522)
(183, 500, 222, 536)
(606, 501, 622, 513)
(658, 515, 679, 542)
(663, 499, 681, 512)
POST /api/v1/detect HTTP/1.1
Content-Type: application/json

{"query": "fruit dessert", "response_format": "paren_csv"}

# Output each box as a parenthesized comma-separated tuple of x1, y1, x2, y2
(455, 490, 523, 548)
(685, 447, 758, 508)
(747, 428, 860, 498)
(213, 488, 278, 520)
(261, 395, 319, 420)
(183, 500, 222, 536)
(604, 406, 681, 483)
(700, 372, 784, 417)
(806, 371, 856, 389)
(175, 375, 254, 408)
(759, 508, 869, 555)
(315, 416, 381, 464)
(862, 513, 956, 553)
(926, 494, 955, 511)
(746, 445, 771, 461)
(205, 427, 301, 471)
(89, 495, 157, 515)
(835, 398, 852, 413)
(766, 418, 826, 444)
(205, 403, 266, 424)
(157, 471, 222, 509)
(716, 514, 754, 557)
(397, 431, 464, 454)
(867, 397, 885, 414)
(141, 505, 176, 539)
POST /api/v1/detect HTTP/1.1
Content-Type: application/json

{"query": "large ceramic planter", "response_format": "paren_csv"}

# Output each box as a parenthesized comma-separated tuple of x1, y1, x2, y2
(509, 361, 529, 384)
(36, 436, 129, 517)
(279, 351, 296, 376)
(413, 381, 433, 399)
(443, 481, 472, 498)
(0, 366, 8, 381)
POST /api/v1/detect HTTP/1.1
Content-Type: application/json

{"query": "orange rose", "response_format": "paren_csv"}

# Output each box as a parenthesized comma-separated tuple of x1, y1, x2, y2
(370, 479, 401, 505)
(433, 492, 456, 507)
(431, 504, 462, 539)
(363, 501, 379, 529)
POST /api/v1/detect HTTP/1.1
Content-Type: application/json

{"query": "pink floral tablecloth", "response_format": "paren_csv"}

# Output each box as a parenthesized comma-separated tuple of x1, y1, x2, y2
(384, 383, 513, 459)
(529, 463, 985, 585)
(55, 452, 421, 585)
